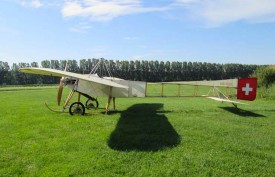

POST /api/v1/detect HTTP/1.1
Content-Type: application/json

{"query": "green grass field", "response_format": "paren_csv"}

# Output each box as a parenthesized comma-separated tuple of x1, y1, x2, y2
(0, 85, 275, 176)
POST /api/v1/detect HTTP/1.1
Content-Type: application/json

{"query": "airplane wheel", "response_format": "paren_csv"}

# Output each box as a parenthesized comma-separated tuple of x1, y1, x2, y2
(85, 98, 99, 109)
(69, 102, 85, 115)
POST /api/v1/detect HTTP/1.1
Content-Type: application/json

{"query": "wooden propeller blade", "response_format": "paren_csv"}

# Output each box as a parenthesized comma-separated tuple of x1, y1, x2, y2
(57, 78, 63, 106)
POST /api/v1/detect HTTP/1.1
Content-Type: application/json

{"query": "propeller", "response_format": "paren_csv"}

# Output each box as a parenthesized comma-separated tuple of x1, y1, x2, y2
(57, 61, 68, 106)
(57, 78, 63, 106)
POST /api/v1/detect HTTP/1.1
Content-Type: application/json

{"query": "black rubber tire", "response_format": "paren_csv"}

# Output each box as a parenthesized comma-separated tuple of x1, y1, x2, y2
(69, 102, 85, 115)
(85, 98, 99, 109)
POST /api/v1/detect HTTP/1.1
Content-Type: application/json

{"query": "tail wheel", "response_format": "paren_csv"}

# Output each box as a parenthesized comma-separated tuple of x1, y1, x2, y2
(85, 98, 99, 109)
(69, 102, 85, 115)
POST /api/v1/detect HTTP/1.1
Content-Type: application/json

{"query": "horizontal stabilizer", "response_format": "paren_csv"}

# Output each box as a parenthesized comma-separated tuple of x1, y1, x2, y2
(206, 96, 248, 105)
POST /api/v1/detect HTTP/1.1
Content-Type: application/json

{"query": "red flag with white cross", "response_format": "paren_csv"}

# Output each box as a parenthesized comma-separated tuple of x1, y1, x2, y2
(237, 78, 257, 101)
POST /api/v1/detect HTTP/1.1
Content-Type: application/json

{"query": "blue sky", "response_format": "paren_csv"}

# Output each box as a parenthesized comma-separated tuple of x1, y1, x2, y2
(1, 0, 275, 65)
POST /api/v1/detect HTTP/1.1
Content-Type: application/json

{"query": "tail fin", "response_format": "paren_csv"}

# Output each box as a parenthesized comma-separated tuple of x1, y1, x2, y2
(237, 78, 257, 101)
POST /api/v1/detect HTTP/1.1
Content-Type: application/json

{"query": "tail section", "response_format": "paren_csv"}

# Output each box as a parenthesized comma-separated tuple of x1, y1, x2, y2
(237, 78, 257, 101)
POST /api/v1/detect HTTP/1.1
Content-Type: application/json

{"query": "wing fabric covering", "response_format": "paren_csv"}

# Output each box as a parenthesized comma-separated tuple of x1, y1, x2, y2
(19, 67, 128, 89)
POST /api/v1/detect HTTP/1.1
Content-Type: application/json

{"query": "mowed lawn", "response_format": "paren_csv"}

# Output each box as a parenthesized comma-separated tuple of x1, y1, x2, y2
(0, 85, 275, 176)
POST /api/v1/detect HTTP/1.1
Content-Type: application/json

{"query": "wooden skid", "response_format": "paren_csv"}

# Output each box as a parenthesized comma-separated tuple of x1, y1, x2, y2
(45, 103, 97, 116)
(45, 103, 68, 113)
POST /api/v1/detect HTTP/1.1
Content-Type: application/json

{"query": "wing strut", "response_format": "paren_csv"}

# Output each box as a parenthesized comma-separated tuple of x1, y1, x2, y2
(62, 80, 78, 112)
(105, 86, 116, 113)
(113, 97, 116, 110)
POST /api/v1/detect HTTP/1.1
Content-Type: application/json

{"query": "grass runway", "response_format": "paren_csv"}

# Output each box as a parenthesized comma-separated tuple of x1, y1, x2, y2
(0, 85, 275, 176)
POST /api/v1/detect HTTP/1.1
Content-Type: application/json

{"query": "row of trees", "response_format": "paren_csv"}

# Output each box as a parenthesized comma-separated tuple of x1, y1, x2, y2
(0, 59, 258, 85)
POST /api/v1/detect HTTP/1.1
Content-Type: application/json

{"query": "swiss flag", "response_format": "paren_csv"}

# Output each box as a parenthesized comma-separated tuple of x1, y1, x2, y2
(237, 78, 257, 101)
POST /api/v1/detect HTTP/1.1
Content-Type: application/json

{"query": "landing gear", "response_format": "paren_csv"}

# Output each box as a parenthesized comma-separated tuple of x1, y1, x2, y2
(85, 98, 99, 109)
(62, 90, 100, 116)
(69, 102, 85, 115)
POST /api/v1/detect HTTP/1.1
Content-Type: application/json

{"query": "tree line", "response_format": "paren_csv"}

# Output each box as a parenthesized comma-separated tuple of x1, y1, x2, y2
(0, 59, 258, 85)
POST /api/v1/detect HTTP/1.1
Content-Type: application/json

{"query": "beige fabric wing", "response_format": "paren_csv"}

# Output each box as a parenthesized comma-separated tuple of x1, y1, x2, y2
(19, 67, 128, 89)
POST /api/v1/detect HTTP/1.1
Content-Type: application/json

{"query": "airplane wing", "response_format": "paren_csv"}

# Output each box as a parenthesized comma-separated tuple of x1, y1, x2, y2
(19, 67, 128, 89)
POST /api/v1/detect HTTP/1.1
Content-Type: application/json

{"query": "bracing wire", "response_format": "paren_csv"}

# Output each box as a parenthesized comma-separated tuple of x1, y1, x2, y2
(104, 60, 113, 78)
(89, 60, 101, 76)
(88, 59, 114, 78)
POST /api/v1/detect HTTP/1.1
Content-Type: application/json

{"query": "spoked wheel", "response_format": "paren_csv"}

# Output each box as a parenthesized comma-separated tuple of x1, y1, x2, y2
(85, 98, 99, 110)
(69, 102, 85, 115)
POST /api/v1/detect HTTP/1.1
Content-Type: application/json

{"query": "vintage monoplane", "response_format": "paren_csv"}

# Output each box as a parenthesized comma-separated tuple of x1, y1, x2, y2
(19, 61, 257, 115)
(20, 61, 147, 115)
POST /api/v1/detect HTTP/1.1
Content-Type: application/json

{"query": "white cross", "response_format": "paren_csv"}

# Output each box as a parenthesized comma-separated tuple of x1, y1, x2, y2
(242, 83, 253, 95)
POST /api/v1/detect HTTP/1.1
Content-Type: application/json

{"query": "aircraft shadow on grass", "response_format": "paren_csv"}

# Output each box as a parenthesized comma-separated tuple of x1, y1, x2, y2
(108, 103, 181, 152)
(219, 107, 265, 118)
